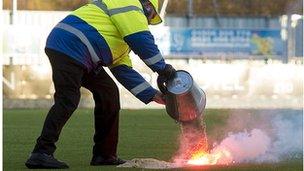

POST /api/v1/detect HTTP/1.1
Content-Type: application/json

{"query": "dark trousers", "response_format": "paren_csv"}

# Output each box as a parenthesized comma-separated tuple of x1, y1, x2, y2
(33, 48, 120, 157)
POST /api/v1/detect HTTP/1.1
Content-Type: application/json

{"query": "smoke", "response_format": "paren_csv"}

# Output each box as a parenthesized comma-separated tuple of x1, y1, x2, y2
(257, 113, 303, 162)
(173, 109, 303, 165)
(211, 129, 271, 164)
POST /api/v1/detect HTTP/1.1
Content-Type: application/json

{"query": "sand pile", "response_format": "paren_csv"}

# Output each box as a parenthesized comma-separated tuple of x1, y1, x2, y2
(117, 158, 179, 169)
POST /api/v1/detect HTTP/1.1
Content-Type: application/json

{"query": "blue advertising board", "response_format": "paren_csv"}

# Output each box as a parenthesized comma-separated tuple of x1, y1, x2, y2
(167, 28, 284, 58)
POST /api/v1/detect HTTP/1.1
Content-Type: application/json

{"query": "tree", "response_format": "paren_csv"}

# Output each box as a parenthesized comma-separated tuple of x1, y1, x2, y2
(3, 0, 88, 11)
(3, 0, 303, 16)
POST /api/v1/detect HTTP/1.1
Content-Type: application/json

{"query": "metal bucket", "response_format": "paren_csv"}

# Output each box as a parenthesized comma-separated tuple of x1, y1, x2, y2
(157, 70, 206, 122)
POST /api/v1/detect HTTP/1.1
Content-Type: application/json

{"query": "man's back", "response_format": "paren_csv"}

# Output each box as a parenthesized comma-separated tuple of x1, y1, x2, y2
(46, 0, 150, 71)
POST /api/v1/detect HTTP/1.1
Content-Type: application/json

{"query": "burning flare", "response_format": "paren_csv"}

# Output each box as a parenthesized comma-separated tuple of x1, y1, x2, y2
(174, 120, 233, 166)
(187, 151, 210, 165)
(186, 148, 232, 165)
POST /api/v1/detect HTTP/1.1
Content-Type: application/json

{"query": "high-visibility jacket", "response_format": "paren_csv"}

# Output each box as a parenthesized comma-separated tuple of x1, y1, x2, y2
(46, 0, 166, 104)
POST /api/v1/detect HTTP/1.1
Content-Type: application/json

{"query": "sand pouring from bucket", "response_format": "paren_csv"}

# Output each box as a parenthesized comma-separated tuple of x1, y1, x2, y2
(156, 71, 234, 166)
(157, 70, 213, 166)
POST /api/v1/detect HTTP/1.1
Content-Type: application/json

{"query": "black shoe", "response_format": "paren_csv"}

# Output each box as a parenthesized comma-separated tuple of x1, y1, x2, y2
(25, 153, 69, 169)
(90, 155, 126, 166)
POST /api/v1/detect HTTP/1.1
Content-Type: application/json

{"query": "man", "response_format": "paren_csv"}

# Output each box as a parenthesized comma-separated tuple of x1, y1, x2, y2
(25, 0, 176, 169)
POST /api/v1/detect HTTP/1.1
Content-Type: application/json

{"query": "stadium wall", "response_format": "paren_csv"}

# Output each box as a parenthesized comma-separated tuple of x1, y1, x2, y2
(2, 11, 303, 109)
(3, 59, 303, 109)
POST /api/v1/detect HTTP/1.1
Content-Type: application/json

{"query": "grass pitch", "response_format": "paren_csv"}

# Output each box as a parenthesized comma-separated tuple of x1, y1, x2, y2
(3, 109, 303, 170)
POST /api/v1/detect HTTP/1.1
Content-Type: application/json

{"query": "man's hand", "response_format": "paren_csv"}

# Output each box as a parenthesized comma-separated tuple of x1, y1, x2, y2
(152, 91, 166, 105)
(158, 64, 176, 81)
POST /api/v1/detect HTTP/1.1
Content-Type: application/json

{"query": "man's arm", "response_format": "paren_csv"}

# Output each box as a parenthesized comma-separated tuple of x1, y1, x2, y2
(110, 65, 159, 104)
(108, 1, 166, 73)
(107, 1, 175, 103)
(124, 31, 166, 73)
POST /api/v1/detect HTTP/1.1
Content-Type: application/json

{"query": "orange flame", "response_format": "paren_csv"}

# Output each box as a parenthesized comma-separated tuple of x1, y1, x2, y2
(175, 121, 233, 166)
(186, 149, 232, 166)
(185, 139, 232, 166)
(187, 151, 210, 165)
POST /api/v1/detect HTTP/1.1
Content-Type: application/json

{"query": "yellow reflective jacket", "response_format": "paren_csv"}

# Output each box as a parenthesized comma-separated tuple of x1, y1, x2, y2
(46, 0, 166, 104)
(47, 0, 165, 72)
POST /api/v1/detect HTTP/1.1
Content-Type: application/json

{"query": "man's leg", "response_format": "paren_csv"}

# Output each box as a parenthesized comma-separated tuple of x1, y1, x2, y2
(26, 49, 85, 169)
(81, 68, 123, 165)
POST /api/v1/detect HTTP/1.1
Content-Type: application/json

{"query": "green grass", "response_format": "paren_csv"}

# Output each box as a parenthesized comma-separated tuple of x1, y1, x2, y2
(3, 109, 303, 171)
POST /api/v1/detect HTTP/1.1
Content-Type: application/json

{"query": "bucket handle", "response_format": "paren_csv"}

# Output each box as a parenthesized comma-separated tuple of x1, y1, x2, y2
(157, 76, 168, 94)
